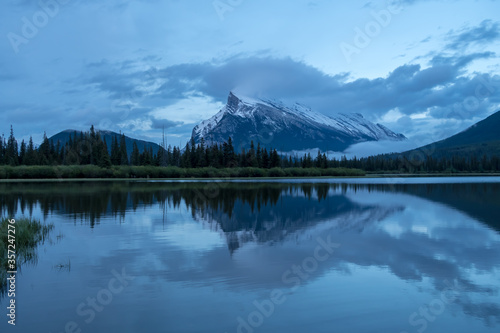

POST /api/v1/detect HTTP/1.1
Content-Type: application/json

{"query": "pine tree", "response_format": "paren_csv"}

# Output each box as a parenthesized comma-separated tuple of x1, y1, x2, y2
(89, 125, 97, 165)
(110, 136, 121, 165)
(65, 144, 79, 165)
(239, 148, 247, 167)
(0, 135, 4, 165)
(140, 146, 153, 165)
(131, 142, 140, 166)
(247, 141, 257, 167)
(321, 153, 328, 168)
(190, 138, 197, 167)
(262, 148, 269, 169)
(19, 140, 26, 165)
(196, 138, 206, 167)
(182, 142, 191, 168)
(302, 153, 313, 168)
(119, 134, 129, 165)
(25, 136, 36, 165)
(270, 149, 280, 168)
(55, 140, 62, 164)
(315, 150, 322, 168)
(6, 125, 19, 166)
(224, 137, 236, 167)
(204, 145, 210, 167)
(172, 146, 181, 167)
(90, 131, 103, 166)
(98, 139, 112, 168)
(38, 132, 51, 165)
(256, 143, 262, 168)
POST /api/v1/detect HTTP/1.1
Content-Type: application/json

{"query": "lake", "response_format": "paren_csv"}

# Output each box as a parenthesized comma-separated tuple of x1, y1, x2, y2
(1, 177, 500, 333)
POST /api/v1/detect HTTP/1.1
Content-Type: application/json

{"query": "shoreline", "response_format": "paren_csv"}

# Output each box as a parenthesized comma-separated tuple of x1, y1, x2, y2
(1, 173, 500, 182)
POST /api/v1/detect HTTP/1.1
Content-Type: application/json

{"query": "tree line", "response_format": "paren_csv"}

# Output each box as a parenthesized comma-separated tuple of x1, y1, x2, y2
(1, 125, 499, 173)
(340, 154, 500, 173)
(0, 125, 311, 169)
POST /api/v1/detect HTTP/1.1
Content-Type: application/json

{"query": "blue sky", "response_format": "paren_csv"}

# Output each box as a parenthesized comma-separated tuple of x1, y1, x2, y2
(1, 0, 499, 152)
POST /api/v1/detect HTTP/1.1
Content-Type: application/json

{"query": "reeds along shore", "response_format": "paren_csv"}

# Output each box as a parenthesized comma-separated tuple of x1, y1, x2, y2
(0, 165, 365, 179)
(0, 218, 54, 295)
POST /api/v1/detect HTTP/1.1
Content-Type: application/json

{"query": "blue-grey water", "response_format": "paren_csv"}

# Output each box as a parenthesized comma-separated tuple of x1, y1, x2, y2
(1, 177, 500, 333)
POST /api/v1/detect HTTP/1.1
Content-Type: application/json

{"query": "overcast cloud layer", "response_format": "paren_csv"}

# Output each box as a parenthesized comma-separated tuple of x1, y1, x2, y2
(0, 0, 499, 152)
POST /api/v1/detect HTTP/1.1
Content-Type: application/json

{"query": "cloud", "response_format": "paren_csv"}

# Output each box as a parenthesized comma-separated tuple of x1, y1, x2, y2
(150, 117, 183, 130)
(78, 51, 500, 145)
(286, 139, 420, 158)
(147, 53, 499, 123)
(446, 20, 500, 51)
(4, 50, 499, 146)
(0, 0, 498, 151)
(342, 140, 421, 158)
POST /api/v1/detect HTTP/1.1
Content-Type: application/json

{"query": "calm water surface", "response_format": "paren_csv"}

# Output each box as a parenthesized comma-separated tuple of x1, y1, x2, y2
(0, 178, 499, 333)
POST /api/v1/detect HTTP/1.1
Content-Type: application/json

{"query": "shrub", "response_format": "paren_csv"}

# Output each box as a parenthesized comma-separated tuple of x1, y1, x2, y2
(0, 165, 365, 179)
(267, 168, 286, 177)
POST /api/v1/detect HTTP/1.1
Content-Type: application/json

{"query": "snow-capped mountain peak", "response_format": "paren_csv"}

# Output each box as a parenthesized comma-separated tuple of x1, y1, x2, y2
(192, 92, 406, 152)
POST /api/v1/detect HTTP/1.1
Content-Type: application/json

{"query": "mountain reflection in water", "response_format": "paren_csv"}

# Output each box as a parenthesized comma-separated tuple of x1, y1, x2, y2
(0, 180, 499, 331)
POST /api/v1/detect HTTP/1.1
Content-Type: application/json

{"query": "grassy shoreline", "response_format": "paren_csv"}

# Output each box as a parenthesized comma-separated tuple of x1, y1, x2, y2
(365, 172, 500, 177)
(0, 217, 54, 295)
(0, 165, 365, 180)
(0, 165, 499, 182)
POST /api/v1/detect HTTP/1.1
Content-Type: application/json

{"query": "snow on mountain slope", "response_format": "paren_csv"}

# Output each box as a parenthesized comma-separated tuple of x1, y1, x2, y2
(192, 92, 406, 152)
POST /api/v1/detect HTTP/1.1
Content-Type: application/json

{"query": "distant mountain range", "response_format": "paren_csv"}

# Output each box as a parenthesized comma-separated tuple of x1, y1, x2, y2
(48, 96, 499, 162)
(191, 92, 406, 152)
(397, 111, 500, 159)
(49, 130, 161, 158)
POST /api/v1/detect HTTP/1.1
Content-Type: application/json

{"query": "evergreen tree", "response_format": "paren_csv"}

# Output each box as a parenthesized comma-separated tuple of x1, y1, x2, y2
(19, 140, 26, 165)
(149, 147, 154, 165)
(270, 149, 280, 168)
(25, 137, 37, 165)
(64, 144, 79, 165)
(54, 140, 62, 165)
(174, 146, 181, 167)
(90, 131, 103, 166)
(166, 145, 173, 166)
(131, 142, 140, 166)
(97, 139, 112, 168)
(190, 138, 197, 167)
(110, 136, 121, 165)
(262, 148, 269, 169)
(302, 153, 313, 168)
(0, 135, 4, 165)
(119, 134, 129, 165)
(196, 138, 206, 168)
(224, 137, 236, 167)
(247, 141, 257, 167)
(156, 146, 167, 167)
(181, 143, 190, 168)
(38, 132, 50, 165)
(256, 143, 262, 168)
(6, 125, 19, 166)
(89, 125, 97, 165)
(77, 132, 90, 165)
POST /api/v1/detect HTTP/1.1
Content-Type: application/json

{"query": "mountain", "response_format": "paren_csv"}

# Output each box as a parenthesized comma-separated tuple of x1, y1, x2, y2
(49, 130, 161, 158)
(399, 111, 500, 159)
(191, 92, 406, 152)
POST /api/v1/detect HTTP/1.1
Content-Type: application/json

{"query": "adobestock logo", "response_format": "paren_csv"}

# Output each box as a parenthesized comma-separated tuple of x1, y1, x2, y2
(52, 267, 134, 333)
(7, 0, 70, 54)
(213, 0, 245, 21)
(235, 235, 340, 333)
(400, 280, 465, 333)
(340, 3, 403, 64)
